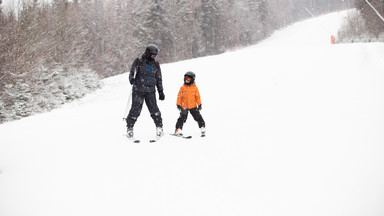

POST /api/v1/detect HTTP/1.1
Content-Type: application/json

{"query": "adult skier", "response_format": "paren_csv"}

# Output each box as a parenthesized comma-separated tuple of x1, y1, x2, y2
(126, 44, 165, 140)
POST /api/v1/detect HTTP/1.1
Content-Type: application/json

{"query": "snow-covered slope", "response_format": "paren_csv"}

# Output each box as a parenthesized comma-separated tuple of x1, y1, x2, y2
(1, 11, 384, 216)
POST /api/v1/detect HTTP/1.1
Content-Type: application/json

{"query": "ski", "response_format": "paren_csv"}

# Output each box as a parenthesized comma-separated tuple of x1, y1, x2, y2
(129, 137, 141, 143)
(132, 139, 140, 143)
(150, 129, 165, 142)
(170, 133, 192, 139)
(124, 134, 140, 143)
(149, 136, 162, 143)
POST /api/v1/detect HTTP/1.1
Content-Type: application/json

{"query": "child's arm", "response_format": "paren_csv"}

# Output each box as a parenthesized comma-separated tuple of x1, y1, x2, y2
(195, 87, 202, 106)
(177, 87, 183, 107)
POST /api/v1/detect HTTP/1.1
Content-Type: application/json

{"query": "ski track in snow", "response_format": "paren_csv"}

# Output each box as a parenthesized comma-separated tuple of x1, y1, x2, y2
(1, 11, 384, 216)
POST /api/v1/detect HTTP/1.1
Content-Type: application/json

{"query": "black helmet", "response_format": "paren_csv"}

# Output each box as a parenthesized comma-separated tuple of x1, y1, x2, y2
(184, 71, 195, 85)
(145, 44, 159, 57)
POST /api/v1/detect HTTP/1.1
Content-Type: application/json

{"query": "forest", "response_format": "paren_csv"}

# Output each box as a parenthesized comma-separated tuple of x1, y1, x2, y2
(0, 0, 375, 123)
(338, 0, 384, 42)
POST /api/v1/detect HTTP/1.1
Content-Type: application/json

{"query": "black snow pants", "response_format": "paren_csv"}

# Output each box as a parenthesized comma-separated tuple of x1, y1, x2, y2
(175, 108, 205, 130)
(126, 91, 162, 129)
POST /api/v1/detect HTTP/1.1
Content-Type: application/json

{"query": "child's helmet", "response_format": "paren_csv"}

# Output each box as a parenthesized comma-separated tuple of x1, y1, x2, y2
(184, 71, 195, 82)
(184, 71, 195, 85)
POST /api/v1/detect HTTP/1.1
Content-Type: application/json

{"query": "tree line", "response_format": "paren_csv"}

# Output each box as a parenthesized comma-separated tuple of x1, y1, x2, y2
(0, 0, 354, 123)
(338, 0, 384, 42)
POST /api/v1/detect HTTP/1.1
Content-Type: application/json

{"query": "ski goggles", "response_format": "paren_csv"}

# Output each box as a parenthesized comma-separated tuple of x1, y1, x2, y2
(151, 54, 157, 59)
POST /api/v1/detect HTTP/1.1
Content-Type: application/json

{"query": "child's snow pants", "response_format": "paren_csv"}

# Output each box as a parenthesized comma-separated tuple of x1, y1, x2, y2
(176, 108, 205, 130)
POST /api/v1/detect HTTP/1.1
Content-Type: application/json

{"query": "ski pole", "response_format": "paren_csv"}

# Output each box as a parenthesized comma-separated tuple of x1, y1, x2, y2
(123, 86, 133, 121)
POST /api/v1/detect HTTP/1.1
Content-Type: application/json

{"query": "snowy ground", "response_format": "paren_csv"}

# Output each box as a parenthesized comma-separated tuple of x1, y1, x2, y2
(1, 11, 384, 216)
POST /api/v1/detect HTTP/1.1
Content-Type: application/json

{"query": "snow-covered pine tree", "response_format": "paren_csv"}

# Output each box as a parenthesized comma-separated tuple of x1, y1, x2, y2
(143, 0, 173, 61)
(166, 0, 195, 61)
(355, 0, 384, 37)
(198, 0, 222, 55)
(106, 0, 136, 75)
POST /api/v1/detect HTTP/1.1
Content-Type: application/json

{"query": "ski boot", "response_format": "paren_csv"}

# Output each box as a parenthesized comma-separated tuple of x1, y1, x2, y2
(127, 128, 134, 138)
(175, 128, 183, 137)
(156, 127, 164, 137)
(149, 127, 164, 143)
(200, 127, 206, 137)
(126, 128, 140, 143)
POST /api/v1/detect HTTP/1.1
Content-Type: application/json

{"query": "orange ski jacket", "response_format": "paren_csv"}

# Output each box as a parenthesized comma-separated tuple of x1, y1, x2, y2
(177, 83, 201, 109)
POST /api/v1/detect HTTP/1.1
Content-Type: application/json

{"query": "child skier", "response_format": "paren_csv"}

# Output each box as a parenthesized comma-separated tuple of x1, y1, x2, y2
(175, 71, 206, 136)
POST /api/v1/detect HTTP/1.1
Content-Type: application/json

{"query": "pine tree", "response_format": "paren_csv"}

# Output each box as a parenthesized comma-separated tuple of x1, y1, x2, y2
(107, 0, 135, 74)
(166, 0, 195, 61)
(144, 0, 173, 61)
(199, 0, 221, 55)
(356, 0, 384, 37)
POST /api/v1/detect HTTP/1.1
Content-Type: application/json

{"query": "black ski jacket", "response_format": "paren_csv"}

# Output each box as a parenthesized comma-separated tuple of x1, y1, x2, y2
(129, 55, 163, 93)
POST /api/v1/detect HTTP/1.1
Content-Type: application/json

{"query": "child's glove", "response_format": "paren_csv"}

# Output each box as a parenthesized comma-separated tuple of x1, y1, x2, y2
(197, 104, 202, 111)
(177, 105, 182, 111)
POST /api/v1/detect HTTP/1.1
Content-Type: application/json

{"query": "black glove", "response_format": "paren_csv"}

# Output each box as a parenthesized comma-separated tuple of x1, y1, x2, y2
(129, 79, 134, 85)
(177, 105, 182, 111)
(159, 91, 165, 101)
(197, 104, 202, 111)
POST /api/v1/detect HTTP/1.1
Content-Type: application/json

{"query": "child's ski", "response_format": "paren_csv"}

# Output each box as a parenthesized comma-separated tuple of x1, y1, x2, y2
(170, 133, 192, 139)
